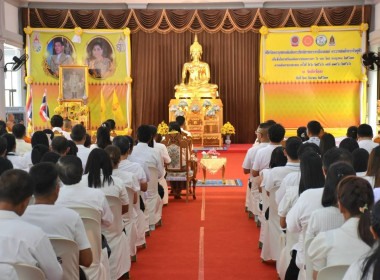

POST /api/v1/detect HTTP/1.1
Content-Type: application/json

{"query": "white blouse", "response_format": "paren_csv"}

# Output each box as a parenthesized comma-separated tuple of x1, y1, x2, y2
(305, 206, 344, 242)
(308, 217, 371, 271)
(278, 185, 299, 218)
(343, 257, 373, 280)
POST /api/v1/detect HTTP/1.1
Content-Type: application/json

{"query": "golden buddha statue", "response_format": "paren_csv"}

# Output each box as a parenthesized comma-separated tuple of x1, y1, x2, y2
(175, 35, 218, 99)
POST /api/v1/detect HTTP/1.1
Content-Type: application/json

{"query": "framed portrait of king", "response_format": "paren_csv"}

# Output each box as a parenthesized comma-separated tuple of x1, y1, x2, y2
(59, 65, 88, 101)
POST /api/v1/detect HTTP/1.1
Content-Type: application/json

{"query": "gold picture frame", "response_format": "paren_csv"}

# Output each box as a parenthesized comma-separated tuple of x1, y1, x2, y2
(59, 65, 88, 101)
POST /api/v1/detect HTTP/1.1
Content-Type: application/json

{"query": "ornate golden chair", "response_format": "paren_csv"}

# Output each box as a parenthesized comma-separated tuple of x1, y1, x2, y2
(162, 132, 197, 202)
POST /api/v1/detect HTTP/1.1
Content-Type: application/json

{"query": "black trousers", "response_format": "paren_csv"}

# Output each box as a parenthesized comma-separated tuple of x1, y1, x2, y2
(285, 250, 300, 280)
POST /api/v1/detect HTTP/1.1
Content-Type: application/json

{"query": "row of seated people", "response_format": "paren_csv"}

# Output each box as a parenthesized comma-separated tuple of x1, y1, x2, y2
(242, 120, 380, 280)
(0, 116, 196, 280)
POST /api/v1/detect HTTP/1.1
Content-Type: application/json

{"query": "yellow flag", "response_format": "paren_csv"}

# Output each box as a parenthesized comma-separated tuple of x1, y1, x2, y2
(112, 90, 124, 123)
(100, 90, 106, 123)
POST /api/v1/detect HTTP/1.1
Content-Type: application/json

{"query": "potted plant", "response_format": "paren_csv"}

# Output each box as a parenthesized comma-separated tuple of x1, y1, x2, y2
(221, 122, 235, 147)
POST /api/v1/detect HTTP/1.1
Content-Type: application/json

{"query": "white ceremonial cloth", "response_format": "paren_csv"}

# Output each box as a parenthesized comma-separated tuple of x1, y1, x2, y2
(343, 258, 373, 280)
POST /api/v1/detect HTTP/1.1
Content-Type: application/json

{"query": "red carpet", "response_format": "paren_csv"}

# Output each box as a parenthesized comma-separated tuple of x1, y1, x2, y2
(123, 145, 277, 279)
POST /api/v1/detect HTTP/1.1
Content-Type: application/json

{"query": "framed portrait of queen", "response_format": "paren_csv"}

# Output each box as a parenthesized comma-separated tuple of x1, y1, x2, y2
(85, 37, 115, 79)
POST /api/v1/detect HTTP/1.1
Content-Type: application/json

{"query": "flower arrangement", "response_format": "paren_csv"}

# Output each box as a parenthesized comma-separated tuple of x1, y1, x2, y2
(157, 121, 169, 135)
(54, 105, 65, 115)
(79, 106, 89, 116)
(174, 110, 184, 117)
(190, 104, 200, 113)
(170, 105, 178, 112)
(206, 109, 216, 117)
(178, 101, 188, 108)
(203, 100, 212, 107)
(207, 149, 220, 157)
(221, 122, 235, 135)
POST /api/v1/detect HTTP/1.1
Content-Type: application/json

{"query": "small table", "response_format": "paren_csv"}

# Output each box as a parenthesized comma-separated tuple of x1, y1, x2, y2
(200, 157, 227, 184)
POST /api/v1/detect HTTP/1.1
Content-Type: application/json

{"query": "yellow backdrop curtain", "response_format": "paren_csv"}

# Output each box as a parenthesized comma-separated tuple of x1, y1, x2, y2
(21, 6, 371, 143)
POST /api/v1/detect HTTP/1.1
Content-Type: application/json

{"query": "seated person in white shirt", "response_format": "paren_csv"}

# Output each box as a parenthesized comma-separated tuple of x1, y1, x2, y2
(339, 137, 359, 153)
(55, 155, 113, 227)
(2, 133, 28, 170)
(51, 115, 71, 140)
(343, 200, 380, 280)
(352, 148, 369, 177)
(150, 125, 171, 165)
(71, 124, 91, 169)
(306, 162, 356, 242)
(40, 151, 61, 164)
(364, 146, 380, 188)
(305, 120, 322, 146)
(296, 126, 309, 142)
(12, 123, 31, 156)
(346, 125, 358, 140)
(0, 169, 63, 280)
(113, 136, 148, 192)
(129, 125, 164, 179)
(176, 116, 192, 137)
(358, 124, 379, 154)
(319, 132, 336, 157)
(22, 162, 93, 272)
(125, 135, 150, 182)
(0, 157, 13, 175)
(309, 176, 374, 280)
(51, 136, 70, 156)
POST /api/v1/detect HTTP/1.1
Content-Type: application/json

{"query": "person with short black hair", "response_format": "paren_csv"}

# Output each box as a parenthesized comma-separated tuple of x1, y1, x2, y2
(22, 163, 93, 269)
(2, 133, 28, 170)
(105, 119, 116, 130)
(84, 133, 91, 148)
(55, 155, 113, 227)
(309, 176, 374, 279)
(339, 137, 359, 153)
(43, 129, 54, 144)
(252, 124, 285, 178)
(347, 126, 358, 140)
(51, 136, 69, 156)
(168, 121, 181, 134)
(175, 116, 191, 136)
(0, 157, 13, 175)
(0, 169, 63, 280)
(305, 120, 322, 146)
(51, 115, 71, 140)
(130, 125, 164, 178)
(71, 124, 90, 169)
(12, 123, 31, 156)
(358, 124, 378, 154)
(352, 148, 369, 176)
(0, 120, 7, 135)
(63, 118, 72, 133)
(41, 151, 61, 164)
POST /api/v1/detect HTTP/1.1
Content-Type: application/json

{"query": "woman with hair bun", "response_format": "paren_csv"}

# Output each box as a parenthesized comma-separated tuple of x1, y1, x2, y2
(343, 200, 380, 280)
(308, 176, 374, 280)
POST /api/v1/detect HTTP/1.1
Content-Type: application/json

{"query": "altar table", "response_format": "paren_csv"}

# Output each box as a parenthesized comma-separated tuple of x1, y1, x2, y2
(200, 157, 227, 184)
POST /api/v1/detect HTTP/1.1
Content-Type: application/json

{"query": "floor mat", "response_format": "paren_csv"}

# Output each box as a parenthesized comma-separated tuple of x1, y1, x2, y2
(196, 179, 242, 187)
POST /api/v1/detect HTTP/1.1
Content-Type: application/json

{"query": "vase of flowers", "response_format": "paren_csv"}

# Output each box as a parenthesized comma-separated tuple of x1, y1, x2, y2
(221, 122, 235, 147)
(207, 149, 220, 159)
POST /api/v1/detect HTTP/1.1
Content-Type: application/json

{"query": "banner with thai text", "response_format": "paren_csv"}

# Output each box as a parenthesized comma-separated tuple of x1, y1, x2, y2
(259, 25, 368, 134)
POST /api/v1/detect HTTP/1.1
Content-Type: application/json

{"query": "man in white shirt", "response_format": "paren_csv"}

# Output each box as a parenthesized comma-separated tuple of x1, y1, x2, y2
(252, 123, 285, 178)
(22, 162, 93, 270)
(264, 137, 302, 193)
(71, 124, 91, 169)
(242, 123, 270, 214)
(305, 120, 322, 146)
(129, 125, 164, 179)
(357, 123, 378, 154)
(176, 116, 192, 137)
(12, 123, 31, 156)
(51, 136, 70, 156)
(113, 136, 148, 192)
(0, 169, 63, 280)
(352, 148, 369, 176)
(51, 115, 71, 140)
